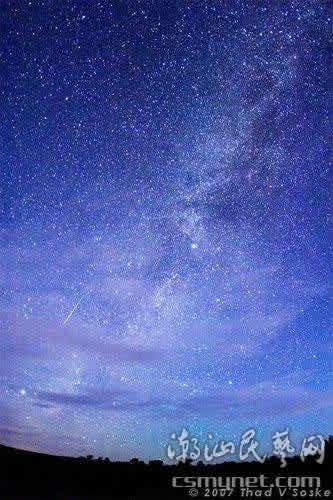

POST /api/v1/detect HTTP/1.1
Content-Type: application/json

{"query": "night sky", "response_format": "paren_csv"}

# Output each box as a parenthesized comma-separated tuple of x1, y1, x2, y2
(2, 0, 332, 461)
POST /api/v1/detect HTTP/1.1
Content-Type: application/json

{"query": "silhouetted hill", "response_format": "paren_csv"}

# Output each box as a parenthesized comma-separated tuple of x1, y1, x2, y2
(1, 438, 332, 499)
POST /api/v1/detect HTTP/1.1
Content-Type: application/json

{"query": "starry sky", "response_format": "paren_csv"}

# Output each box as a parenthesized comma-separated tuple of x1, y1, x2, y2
(2, 0, 332, 461)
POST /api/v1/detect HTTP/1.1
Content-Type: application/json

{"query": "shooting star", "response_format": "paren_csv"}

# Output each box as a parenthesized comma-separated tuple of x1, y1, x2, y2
(63, 296, 83, 325)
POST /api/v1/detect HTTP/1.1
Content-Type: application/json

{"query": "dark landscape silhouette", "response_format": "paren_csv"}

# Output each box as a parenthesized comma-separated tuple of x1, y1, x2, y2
(1, 436, 332, 499)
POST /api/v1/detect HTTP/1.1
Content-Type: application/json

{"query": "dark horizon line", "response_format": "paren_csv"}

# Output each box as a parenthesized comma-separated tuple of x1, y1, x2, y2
(1, 438, 331, 467)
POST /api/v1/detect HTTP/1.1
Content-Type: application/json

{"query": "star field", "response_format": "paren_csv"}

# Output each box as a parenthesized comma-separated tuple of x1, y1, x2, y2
(1, 0, 331, 460)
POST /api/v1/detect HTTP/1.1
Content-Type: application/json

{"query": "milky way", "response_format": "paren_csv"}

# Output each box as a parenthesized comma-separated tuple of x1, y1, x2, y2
(2, 0, 331, 460)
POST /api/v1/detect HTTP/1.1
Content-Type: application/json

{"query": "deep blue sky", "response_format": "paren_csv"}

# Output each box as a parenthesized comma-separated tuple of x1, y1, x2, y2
(1, 0, 331, 461)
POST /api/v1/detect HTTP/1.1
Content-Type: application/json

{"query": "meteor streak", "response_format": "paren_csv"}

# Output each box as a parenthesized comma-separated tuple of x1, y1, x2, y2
(63, 297, 83, 325)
